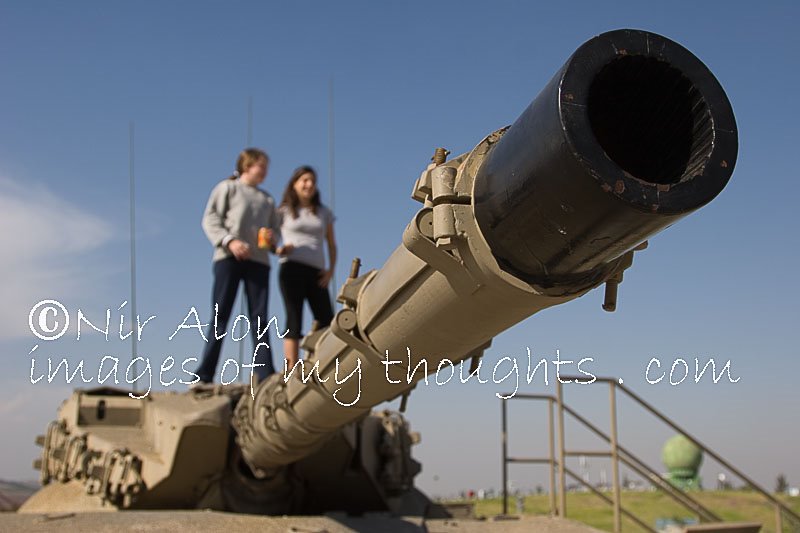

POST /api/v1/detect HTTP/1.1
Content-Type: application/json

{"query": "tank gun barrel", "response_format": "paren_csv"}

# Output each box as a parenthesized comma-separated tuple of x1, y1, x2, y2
(232, 28, 737, 475)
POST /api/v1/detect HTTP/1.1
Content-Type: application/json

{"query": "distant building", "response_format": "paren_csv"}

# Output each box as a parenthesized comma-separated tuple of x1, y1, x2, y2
(662, 435, 703, 491)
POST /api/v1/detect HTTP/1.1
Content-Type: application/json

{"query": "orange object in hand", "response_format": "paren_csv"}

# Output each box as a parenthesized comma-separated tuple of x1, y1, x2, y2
(257, 227, 272, 249)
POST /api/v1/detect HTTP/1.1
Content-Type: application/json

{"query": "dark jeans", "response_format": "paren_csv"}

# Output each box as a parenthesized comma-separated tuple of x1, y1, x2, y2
(278, 260, 334, 340)
(196, 257, 275, 383)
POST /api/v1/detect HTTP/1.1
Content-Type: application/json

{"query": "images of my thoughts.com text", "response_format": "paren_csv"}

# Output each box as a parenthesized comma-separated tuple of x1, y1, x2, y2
(27, 300, 740, 404)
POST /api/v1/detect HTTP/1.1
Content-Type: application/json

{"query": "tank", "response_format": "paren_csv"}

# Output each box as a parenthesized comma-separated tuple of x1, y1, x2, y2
(21, 28, 737, 516)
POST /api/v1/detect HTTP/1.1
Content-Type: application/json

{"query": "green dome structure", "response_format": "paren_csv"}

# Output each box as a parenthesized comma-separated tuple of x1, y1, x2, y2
(662, 434, 704, 491)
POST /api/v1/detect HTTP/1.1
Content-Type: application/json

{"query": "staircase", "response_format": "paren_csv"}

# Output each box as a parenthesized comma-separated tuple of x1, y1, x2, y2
(499, 377, 799, 532)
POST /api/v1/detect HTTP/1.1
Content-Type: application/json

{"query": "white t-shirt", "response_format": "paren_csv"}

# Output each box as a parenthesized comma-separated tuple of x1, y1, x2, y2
(279, 205, 335, 270)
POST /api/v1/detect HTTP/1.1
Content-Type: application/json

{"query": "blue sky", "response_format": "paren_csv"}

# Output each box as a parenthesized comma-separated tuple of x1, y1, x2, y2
(1, 1, 798, 500)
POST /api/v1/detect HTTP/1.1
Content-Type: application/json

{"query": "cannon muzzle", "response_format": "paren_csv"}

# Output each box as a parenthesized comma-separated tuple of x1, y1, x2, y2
(475, 29, 736, 286)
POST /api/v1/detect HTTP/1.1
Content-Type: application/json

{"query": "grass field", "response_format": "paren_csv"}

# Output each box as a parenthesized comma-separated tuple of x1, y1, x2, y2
(458, 490, 800, 532)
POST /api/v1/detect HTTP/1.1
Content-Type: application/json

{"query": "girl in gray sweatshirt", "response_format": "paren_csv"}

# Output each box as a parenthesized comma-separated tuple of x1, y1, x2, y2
(196, 148, 281, 384)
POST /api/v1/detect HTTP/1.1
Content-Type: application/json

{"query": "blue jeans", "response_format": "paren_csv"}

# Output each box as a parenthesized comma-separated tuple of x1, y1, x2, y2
(196, 257, 276, 383)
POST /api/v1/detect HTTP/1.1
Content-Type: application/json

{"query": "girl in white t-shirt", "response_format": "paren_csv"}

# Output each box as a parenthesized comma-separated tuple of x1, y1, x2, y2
(277, 166, 337, 371)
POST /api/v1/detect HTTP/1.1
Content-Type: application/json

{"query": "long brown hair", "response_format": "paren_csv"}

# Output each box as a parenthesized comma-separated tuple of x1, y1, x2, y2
(228, 148, 269, 179)
(280, 165, 322, 218)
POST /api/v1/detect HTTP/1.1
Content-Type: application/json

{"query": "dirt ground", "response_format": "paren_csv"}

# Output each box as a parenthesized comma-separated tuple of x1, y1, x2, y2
(0, 511, 604, 532)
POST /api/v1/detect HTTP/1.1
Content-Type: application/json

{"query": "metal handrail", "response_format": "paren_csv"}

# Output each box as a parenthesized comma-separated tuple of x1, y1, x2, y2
(500, 378, 798, 532)
(562, 465, 657, 533)
(563, 376, 800, 530)
(616, 379, 799, 529)
(501, 394, 557, 515)
(558, 400, 721, 523)
(501, 392, 719, 527)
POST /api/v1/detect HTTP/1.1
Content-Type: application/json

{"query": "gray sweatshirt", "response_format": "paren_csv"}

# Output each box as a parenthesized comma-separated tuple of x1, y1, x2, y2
(202, 178, 281, 266)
